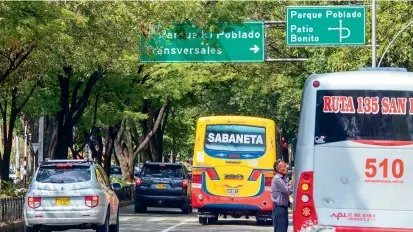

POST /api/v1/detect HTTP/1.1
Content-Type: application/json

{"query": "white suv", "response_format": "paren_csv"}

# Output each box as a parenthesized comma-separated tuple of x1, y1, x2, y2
(24, 159, 119, 232)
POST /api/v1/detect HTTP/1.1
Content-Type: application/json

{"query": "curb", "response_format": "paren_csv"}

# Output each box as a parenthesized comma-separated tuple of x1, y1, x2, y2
(1, 200, 134, 232)
(119, 200, 134, 208)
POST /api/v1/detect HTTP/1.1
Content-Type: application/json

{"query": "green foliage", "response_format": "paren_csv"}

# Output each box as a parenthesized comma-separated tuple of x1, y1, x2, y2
(0, 180, 28, 198)
(3, 1, 413, 165)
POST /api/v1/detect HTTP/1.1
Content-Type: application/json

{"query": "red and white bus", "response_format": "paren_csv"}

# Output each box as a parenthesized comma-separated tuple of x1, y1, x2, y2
(293, 68, 413, 232)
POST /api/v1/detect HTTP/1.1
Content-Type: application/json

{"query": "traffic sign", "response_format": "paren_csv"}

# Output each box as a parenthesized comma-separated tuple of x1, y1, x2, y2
(140, 21, 265, 62)
(287, 6, 365, 46)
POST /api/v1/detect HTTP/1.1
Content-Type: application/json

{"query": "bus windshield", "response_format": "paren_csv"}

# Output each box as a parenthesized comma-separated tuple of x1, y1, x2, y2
(315, 89, 413, 144)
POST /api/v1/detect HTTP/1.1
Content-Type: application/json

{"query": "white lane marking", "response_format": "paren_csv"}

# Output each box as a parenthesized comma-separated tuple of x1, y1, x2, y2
(148, 217, 166, 222)
(183, 218, 197, 222)
(161, 222, 187, 232)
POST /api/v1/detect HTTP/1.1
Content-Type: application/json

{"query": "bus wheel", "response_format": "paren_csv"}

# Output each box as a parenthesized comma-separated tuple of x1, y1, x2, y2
(256, 219, 265, 226)
(208, 215, 218, 224)
(199, 217, 207, 225)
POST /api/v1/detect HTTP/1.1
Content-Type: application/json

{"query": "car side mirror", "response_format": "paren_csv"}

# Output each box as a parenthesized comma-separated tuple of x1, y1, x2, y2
(188, 175, 192, 180)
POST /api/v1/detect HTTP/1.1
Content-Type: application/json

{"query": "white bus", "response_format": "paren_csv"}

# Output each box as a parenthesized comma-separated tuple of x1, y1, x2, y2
(293, 68, 413, 232)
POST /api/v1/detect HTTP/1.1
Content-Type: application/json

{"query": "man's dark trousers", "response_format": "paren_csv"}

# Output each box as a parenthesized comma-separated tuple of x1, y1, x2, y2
(273, 205, 288, 232)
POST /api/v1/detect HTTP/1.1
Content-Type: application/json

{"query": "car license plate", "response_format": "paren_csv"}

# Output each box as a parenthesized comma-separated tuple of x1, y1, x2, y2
(156, 184, 167, 189)
(55, 197, 70, 206)
(227, 189, 238, 195)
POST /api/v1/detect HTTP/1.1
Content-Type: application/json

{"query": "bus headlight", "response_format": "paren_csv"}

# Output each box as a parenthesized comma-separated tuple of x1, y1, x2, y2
(198, 194, 204, 200)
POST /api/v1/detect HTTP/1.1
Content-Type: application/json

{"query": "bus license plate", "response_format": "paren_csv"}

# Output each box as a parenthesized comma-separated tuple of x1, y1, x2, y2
(55, 197, 70, 206)
(227, 189, 238, 195)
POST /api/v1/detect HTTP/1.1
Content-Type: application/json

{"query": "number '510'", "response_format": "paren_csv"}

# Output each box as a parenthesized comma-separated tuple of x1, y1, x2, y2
(365, 158, 404, 178)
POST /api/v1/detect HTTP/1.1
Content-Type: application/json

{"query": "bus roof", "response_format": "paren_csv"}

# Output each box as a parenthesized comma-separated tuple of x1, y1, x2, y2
(197, 116, 275, 124)
(306, 70, 413, 91)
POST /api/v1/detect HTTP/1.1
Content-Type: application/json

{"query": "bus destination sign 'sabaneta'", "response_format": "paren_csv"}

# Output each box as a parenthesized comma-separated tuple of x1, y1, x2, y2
(287, 6, 366, 46)
(140, 21, 265, 63)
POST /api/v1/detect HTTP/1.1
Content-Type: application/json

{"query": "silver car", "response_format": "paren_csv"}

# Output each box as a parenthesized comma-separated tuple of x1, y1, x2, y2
(24, 159, 120, 232)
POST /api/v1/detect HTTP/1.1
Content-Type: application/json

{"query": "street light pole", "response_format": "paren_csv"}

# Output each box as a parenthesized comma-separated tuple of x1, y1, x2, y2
(378, 20, 413, 67)
(372, 0, 377, 67)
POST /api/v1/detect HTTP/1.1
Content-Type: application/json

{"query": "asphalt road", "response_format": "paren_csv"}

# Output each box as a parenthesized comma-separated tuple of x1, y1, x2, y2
(68, 205, 294, 232)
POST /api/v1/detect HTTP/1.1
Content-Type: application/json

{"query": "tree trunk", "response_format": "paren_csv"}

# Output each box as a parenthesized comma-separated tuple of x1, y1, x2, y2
(114, 119, 135, 182)
(53, 65, 102, 159)
(1, 112, 17, 181)
(96, 132, 103, 165)
(53, 68, 71, 159)
(0, 83, 37, 182)
(103, 125, 116, 177)
(54, 125, 72, 159)
(154, 127, 164, 162)
(149, 134, 158, 161)
(115, 103, 168, 182)
(140, 100, 152, 162)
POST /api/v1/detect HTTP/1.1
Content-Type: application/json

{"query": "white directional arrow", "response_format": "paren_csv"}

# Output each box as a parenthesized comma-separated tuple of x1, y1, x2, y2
(328, 20, 351, 42)
(249, 44, 260, 53)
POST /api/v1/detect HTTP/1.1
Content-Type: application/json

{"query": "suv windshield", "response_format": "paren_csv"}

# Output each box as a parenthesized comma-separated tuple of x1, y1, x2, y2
(141, 165, 183, 178)
(36, 165, 91, 183)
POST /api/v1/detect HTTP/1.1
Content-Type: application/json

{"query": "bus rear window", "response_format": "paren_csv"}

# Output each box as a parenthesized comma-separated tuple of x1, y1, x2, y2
(205, 124, 266, 152)
(315, 90, 413, 144)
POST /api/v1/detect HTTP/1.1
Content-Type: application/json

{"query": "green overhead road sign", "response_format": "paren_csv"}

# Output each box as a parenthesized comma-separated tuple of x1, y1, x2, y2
(287, 6, 365, 46)
(140, 21, 265, 63)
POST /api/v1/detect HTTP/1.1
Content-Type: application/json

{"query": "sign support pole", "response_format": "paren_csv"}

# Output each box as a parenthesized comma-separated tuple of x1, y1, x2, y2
(372, 0, 377, 67)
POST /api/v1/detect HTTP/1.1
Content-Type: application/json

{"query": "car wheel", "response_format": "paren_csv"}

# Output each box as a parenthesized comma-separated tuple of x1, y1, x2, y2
(96, 208, 110, 232)
(198, 217, 207, 225)
(109, 208, 119, 232)
(181, 201, 191, 214)
(24, 224, 38, 232)
(134, 203, 147, 213)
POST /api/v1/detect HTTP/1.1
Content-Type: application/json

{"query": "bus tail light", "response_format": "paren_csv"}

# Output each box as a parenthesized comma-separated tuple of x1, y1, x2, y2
(293, 171, 318, 230)
(264, 171, 275, 186)
(264, 176, 273, 186)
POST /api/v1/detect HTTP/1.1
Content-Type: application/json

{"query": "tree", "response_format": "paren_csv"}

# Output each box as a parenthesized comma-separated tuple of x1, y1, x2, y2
(0, 77, 38, 181)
